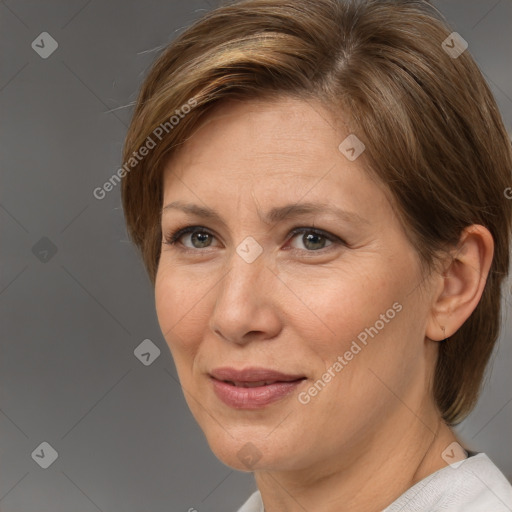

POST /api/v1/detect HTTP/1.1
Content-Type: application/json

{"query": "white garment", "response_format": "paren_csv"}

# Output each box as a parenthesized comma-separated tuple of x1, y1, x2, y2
(236, 452, 512, 512)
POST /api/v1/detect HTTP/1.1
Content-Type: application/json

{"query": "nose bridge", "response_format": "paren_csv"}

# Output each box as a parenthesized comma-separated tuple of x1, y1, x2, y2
(219, 242, 268, 305)
(209, 242, 276, 342)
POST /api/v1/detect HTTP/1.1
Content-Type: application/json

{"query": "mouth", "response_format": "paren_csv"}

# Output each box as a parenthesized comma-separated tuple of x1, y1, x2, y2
(208, 367, 307, 409)
(209, 366, 306, 383)
(218, 379, 306, 388)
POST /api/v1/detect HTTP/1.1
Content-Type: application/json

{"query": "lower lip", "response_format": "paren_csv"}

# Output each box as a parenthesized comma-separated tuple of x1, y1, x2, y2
(210, 377, 305, 409)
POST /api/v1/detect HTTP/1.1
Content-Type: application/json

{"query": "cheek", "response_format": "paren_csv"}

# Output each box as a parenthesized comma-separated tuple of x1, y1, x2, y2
(154, 265, 207, 361)
(307, 271, 386, 352)
(305, 267, 413, 386)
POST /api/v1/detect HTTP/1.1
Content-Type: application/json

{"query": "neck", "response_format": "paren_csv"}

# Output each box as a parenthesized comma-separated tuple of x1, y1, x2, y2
(254, 405, 460, 512)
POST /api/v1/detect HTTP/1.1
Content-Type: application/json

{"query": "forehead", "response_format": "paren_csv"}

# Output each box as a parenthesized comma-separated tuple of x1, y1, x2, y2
(165, 96, 342, 169)
(161, 96, 389, 220)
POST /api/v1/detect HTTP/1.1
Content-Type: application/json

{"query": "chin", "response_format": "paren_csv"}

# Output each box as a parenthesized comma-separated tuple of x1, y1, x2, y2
(205, 428, 299, 472)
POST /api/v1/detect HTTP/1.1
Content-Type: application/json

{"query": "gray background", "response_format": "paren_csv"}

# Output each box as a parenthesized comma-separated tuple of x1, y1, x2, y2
(0, 1, 511, 511)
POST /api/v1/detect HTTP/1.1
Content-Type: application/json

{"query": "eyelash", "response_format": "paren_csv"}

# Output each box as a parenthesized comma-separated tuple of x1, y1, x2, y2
(162, 225, 345, 253)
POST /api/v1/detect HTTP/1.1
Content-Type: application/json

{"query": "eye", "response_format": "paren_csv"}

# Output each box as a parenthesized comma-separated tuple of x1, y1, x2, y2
(162, 225, 344, 252)
(288, 227, 339, 251)
(163, 226, 217, 249)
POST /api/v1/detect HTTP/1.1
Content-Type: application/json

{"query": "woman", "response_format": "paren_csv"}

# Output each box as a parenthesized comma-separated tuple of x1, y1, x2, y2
(120, 0, 512, 510)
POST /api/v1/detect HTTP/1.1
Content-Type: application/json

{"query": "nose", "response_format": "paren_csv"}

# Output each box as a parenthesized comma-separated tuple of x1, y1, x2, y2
(209, 248, 282, 345)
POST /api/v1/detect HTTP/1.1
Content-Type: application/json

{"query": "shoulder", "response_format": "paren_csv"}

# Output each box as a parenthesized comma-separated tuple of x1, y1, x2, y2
(383, 452, 512, 512)
(236, 490, 263, 512)
(235, 454, 512, 512)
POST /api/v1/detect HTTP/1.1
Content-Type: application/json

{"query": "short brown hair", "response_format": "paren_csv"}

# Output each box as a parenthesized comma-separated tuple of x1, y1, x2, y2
(121, 0, 512, 425)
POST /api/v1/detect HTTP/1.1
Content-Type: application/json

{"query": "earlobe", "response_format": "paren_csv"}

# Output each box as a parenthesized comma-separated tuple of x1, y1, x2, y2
(425, 224, 494, 343)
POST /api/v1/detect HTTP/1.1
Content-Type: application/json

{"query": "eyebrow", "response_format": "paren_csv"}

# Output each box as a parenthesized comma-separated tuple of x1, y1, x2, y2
(161, 200, 370, 227)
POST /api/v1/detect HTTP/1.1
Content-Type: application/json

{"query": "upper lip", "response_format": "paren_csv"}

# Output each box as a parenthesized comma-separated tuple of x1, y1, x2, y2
(209, 367, 306, 383)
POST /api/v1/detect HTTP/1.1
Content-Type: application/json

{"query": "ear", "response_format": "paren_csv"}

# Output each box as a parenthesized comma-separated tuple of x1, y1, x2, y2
(425, 224, 494, 342)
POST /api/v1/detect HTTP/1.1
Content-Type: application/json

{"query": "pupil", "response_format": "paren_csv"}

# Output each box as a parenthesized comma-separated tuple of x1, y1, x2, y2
(193, 232, 210, 247)
(305, 233, 324, 250)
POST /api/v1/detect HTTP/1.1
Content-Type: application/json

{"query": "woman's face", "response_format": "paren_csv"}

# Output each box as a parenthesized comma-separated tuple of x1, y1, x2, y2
(155, 96, 438, 472)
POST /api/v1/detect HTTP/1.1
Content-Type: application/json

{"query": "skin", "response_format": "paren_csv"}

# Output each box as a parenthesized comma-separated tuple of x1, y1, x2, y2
(154, 96, 494, 512)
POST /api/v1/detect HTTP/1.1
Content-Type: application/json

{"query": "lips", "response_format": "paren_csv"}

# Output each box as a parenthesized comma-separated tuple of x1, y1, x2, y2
(209, 367, 306, 409)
